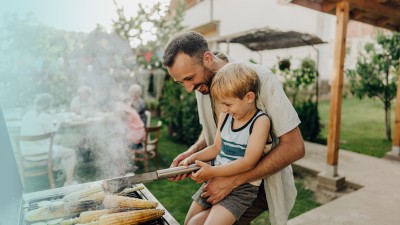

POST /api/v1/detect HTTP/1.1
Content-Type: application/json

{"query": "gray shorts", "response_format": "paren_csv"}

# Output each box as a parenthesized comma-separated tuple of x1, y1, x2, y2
(192, 182, 259, 220)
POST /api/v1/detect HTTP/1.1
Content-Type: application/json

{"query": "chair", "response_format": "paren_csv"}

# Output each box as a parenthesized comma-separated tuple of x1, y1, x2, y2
(129, 121, 162, 172)
(144, 110, 151, 127)
(14, 132, 56, 188)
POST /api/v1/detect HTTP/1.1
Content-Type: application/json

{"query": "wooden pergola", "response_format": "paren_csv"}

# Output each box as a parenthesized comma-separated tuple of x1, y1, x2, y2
(289, 0, 400, 189)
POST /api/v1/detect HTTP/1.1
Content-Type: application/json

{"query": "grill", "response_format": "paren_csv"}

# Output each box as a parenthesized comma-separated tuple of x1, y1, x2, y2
(0, 108, 179, 225)
(20, 181, 179, 225)
(20, 181, 178, 225)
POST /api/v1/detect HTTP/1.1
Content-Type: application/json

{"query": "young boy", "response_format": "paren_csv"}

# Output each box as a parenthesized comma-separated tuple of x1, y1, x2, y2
(181, 62, 272, 225)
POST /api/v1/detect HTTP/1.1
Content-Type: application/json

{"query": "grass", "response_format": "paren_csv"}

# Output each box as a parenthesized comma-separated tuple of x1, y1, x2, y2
(318, 97, 393, 157)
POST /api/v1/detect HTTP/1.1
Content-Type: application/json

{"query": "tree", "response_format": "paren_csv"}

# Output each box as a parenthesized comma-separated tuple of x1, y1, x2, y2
(347, 32, 400, 141)
(112, 0, 186, 69)
(0, 13, 78, 107)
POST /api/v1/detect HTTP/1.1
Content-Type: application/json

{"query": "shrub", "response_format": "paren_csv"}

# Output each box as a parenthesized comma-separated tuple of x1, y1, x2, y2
(295, 100, 321, 142)
(160, 78, 202, 145)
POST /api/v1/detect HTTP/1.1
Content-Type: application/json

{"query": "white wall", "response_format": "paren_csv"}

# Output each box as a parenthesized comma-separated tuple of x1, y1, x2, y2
(183, 0, 337, 81)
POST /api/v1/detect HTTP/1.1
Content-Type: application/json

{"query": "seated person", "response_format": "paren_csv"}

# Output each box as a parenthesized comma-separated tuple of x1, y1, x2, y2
(20, 93, 78, 187)
(113, 101, 145, 149)
(70, 86, 96, 116)
(128, 84, 147, 126)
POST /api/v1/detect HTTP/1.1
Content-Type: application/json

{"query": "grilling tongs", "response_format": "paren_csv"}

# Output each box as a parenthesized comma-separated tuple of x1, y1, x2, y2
(102, 164, 201, 194)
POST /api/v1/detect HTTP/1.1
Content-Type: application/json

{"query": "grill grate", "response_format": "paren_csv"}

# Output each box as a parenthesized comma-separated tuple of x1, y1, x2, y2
(23, 190, 170, 225)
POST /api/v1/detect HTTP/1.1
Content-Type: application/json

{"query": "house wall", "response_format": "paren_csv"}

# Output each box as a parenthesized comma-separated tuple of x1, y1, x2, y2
(180, 0, 337, 81)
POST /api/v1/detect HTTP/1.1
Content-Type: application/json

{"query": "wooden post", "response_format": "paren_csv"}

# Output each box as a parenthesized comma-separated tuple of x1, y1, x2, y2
(326, 1, 349, 176)
(390, 60, 400, 157)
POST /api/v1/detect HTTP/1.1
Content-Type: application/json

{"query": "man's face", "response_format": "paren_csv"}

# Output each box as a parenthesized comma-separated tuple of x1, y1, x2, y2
(167, 52, 214, 94)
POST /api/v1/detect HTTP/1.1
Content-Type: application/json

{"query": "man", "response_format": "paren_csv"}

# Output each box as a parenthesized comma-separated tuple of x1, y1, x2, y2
(163, 31, 305, 225)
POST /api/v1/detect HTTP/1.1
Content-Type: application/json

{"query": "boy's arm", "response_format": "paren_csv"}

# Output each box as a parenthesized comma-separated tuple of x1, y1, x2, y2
(182, 125, 223, 166)
(192, 116, 270, 183)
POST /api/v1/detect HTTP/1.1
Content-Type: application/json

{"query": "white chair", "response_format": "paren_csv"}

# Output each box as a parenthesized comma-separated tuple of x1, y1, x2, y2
(144, 110, 151, 127)
(15, 132, 56, 188)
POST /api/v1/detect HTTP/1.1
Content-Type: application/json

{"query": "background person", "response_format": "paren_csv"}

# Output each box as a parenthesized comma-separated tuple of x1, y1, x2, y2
(113, 101, 145, 149)
(20, 93, 77, 187)
(70, 85, 96, 116)
(128, 84, 147, 126)
(163, 31, 305, 225)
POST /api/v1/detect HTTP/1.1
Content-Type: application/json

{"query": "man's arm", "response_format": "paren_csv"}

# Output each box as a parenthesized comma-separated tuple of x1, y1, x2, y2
(202, 127, 305, 204)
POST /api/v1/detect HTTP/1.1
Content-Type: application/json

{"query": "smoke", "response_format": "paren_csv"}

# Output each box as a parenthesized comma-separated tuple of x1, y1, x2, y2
(0, 15, 150, 188)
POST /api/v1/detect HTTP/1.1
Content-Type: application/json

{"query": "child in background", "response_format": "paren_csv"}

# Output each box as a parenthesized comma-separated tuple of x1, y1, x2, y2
(182, 62, 272, 225)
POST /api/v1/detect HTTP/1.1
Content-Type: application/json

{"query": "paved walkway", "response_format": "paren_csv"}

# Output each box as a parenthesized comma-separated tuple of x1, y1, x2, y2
(289, 142, 400, 225)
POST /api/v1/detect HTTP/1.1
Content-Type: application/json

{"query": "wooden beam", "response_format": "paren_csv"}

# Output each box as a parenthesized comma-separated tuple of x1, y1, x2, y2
(377, 18, 391, 27)
(392, 60, 400, 149)
(372, 0, 389, 4)
(326, 1, 349, 171)
(289, 0, 323, 11)
(351, 9, 364, 20)
(347, 0, 400, 21)
(322, 1, 337, 12)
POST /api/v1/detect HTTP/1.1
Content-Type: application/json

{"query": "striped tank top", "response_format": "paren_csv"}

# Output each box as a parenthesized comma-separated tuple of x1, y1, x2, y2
(215, 110, 268, 186)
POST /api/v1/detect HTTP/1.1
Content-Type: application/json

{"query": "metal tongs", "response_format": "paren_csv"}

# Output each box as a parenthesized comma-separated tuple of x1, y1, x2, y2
(102, 164, 200, 194)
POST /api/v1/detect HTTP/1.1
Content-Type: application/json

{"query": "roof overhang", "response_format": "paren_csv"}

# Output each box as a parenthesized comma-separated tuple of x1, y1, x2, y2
(289, 0, 400, 31)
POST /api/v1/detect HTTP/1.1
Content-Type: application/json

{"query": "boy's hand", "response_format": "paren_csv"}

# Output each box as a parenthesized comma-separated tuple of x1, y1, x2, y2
(191, 160, 215, 183)
(179, 156, 193, 167)
(168, 150, 193, 182)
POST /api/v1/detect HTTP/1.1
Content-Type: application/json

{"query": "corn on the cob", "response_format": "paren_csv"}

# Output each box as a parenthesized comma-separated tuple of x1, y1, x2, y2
(103, 195, 157, 209)
(79, 191, 105, 203)
(60, 217, 79, 225)
(99, 209, 165, 225)
(63, 186, 103, 203)
(76, 221, 100, 225)
(79, 209, 126, 223)
(117, 185, 144, 196)
(25, 200, 100, 222)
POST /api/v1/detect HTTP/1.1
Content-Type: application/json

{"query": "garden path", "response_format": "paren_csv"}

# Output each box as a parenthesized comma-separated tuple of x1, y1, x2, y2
(289, 141, 400, 225)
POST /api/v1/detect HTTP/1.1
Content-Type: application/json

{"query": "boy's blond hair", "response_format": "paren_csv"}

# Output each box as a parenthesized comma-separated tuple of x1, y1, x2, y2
(211, 62, 260, 101)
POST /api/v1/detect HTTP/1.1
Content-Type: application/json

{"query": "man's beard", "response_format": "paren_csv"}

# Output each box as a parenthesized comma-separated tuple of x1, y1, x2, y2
(195, 66, 215, 95)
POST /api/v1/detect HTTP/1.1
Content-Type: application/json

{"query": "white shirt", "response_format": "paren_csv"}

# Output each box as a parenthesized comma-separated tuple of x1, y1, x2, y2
(20, 110, 55, 158)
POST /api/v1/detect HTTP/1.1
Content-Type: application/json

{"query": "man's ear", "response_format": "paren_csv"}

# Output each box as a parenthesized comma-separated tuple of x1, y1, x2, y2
(246, 92, 256, 103)
(203, 51, 213, 68)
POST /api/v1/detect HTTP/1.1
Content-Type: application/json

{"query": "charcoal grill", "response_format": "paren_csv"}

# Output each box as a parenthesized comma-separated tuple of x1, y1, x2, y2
(0, 107, 179, 225)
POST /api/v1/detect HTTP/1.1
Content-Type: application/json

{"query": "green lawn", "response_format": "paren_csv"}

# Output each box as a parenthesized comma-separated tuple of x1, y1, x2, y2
(318, 97, 393, 157)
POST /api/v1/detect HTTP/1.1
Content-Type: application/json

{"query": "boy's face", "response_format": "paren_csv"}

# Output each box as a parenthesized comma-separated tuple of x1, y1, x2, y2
(167, 52, 214, 94)
(218, 92, 255, 121)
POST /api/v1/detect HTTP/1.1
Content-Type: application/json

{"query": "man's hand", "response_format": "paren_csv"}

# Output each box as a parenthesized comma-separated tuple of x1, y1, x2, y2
(200, 176, 237, 205)
(168, 146, 197, 181)
(191, 160, 214, 183)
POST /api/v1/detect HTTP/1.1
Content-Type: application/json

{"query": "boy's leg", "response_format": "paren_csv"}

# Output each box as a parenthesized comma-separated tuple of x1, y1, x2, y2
(204, 204, 237, 225)
(185, 201, 206, 225)
(187, 208, 211, 225)
(234, 183, 268, 225)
